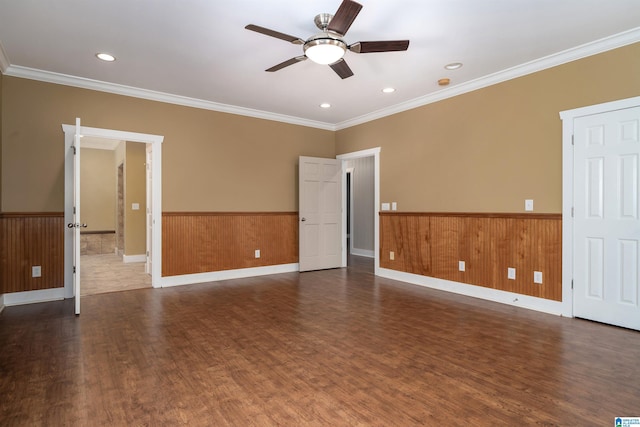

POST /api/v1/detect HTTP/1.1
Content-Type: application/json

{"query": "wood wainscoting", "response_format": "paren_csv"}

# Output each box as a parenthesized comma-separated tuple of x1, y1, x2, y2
(162, 212, 298, 277)
(380, 212, 562, 301)
(0, 212, 65, 294)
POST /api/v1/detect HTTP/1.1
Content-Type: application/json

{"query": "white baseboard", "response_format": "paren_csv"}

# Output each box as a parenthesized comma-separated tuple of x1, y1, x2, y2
(123, 254, 146, 263)
(351, 248, 375, 258)
(2, 287, 65, 307)
(378, 268, 566, 316)
(0, 294, 4, 313)
(161, 263, 299, 288)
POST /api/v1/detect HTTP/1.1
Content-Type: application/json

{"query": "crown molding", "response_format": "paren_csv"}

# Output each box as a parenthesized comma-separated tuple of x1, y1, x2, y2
(0, 41, 10, 73)
(335, 27, 640, 130)
(3, 65, 336, 131)
(2, 27, 639, 132)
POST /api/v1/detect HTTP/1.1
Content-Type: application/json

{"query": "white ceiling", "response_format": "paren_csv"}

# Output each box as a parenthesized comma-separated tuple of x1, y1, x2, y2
(0, 0, 639, 130)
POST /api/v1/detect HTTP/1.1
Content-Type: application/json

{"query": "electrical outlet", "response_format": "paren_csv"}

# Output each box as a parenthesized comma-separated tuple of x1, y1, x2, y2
(508, 267, 516, 280)
(458, 261, 465, 272)
(32, 266, 42, 278)
(254, 249, 260, 258)
(534, 271, 543, 284)
(391, 202, 397, 211)
(390, 251, 395, 260)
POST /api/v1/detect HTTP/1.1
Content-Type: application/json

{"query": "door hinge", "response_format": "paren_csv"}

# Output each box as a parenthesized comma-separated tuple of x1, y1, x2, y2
(571, 207, 574, 217)
(73, 206, 76, 214)
(73, 266, 76, 274)
(571, 279, 574, 290)
(146, 251, 149, 256)
(571, 134, 574, 145)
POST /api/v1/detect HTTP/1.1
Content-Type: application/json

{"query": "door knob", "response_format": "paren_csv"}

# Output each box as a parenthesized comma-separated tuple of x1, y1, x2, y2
(301, 218, 306, 222)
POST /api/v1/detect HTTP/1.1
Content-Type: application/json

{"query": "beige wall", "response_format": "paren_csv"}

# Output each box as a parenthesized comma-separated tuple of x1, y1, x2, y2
(80, 148, 116, 231)
(0, 70, 3, 208)
(0, 77, 335, 212)
(2, 43, 639, 216)
(125, 142, 146, 255)
(336, 42, 640, 213)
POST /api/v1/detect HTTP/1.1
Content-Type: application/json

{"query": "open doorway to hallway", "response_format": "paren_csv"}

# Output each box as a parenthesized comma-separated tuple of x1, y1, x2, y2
(79, 139, 151, 296)
(344, 156, 375, 273)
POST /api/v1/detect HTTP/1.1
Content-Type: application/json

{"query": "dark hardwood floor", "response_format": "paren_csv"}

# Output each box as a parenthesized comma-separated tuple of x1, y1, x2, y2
(1, 257, 639, 426)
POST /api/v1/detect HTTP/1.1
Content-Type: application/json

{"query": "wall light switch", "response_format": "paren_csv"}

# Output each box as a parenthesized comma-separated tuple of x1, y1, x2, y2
(391, 202, 397, 211)
(458, 261, 465, 272)
(508, 267, 516, 280)
(32, 266, 42, 278)
(534, 271, 543, 284)
(525, 199, 534, 211)
(381, 203, 390, 211)
(254, 249, 260, 258)
(132, 203, 140, 210)
(390, 251, 395, 260)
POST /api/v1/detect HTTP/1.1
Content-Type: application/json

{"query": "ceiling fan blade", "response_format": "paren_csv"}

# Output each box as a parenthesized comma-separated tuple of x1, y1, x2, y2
(349, 40, 410, 53)
(245, 24, 304, 45)
(327, 0, 363, 36)
(329, 59, 354, 79)
(266, 56, 307, 72)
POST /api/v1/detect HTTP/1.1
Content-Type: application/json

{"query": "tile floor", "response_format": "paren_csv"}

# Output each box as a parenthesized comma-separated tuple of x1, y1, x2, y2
(80, 254, 151, 296)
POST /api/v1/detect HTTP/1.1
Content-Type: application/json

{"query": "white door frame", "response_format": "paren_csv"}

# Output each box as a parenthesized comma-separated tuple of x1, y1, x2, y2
(560, 95, 640, 318)
(337, 147, 381, 275)
(63, 124, 164, 297)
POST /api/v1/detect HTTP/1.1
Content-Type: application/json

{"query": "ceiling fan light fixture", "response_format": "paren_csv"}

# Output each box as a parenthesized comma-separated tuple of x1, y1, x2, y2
(304, 37, 346, 65)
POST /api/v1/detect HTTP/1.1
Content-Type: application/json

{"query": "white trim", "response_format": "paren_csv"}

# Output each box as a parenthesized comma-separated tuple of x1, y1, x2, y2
(7, 65, 334, 131)
(160, 263, 299, 288)
(123, 254, 146, 263)
(351, 248, 375, 258)
(337, 147, 381, 275)
(378, 268, 565, 316)
(2, 288, 65, 307)
(4, 28, 638, 131)
(336, 27, 640, 130)
(559, 96, 640, 320)
(63, 124, 164, 299)
(0, 294, 4, 313)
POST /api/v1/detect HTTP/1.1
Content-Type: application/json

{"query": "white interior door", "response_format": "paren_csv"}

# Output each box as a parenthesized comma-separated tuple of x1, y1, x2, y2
(299, 156, 343, 272)
(573, 106, 640, 330)
(145, 144, 152, 275)
(72, 118, 83, 315)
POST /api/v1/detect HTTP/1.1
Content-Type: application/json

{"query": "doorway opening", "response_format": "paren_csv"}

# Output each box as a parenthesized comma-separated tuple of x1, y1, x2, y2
(79, 140, 151, 296)
(63, 124, 164, 300)
(337, 147, 380, 275)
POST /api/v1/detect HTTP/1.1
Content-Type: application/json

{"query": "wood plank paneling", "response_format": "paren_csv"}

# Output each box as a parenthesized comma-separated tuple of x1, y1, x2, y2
(162, 212, 298, 277)
(380, 212, 562, 301)
(0, 213, 65, 294)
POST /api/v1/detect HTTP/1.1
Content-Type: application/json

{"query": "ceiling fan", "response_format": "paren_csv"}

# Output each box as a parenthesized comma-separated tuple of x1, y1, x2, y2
(245, 0, 410, 79)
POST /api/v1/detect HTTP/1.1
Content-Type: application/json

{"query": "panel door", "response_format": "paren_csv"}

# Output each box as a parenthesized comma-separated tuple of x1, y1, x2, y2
(299, 156, 343, 272)
(574, 106, 640, 330)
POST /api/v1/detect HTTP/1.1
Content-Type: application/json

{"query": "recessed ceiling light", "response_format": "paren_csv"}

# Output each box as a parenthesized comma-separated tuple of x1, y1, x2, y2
(382, 87, 396, 93)
(444, 62, 463, 70)
(320, 103, 331, 108)
(96, 53, 116, 62)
